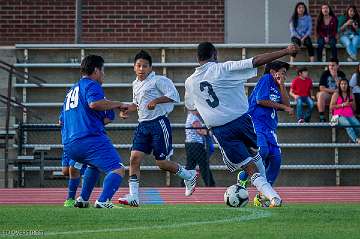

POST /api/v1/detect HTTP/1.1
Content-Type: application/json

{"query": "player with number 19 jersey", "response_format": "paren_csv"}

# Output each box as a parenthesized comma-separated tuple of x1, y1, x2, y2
(61, 77, 108, 145)
(185, 58, 257, 128)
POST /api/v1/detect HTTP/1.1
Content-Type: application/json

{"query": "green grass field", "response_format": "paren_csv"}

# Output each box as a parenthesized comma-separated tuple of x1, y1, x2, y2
(0, 204, 359, 239)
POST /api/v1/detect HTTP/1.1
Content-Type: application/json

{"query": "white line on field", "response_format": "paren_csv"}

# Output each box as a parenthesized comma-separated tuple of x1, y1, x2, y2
(41, 208, 272, 237)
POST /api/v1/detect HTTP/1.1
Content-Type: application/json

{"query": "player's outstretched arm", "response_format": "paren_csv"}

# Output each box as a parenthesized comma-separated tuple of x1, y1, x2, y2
(252, 45, 298, 67)
(89, 99, 127, 111)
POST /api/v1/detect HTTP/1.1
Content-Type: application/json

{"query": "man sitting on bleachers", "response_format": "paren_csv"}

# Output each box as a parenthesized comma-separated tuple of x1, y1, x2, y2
(316, 58, 346, 122)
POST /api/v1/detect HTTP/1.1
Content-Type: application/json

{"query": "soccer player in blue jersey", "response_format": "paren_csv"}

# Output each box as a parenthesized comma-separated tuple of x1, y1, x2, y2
(59, 109, 115, 207)
(61, 55, 127, 208)
(118, 50, 197, 207)
(185, 42, 298, 207)
(238, 61, 294, 207)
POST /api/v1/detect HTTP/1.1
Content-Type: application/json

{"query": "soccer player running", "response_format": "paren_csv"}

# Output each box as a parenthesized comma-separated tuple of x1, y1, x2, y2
(185, 42, 298, 207)
(61, 55, 127, 208)
(118, 50, 197, 207)
(238, 61, 294, 207)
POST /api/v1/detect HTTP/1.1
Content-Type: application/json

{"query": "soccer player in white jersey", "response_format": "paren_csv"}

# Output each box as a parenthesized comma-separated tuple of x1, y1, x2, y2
(118, 50, 197, 207)
(185, 42, 298, 207)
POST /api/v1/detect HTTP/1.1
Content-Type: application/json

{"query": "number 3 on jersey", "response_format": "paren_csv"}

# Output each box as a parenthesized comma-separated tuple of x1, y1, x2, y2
(200, 81, 219, 108)
(65, 86, 79, 111)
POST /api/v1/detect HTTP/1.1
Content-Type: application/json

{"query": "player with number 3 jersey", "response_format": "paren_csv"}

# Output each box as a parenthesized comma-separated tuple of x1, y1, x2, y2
(185, 42, 298, 207)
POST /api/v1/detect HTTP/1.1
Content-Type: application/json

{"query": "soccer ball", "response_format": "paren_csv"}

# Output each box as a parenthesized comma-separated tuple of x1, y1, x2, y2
(224, 184, 249, 207)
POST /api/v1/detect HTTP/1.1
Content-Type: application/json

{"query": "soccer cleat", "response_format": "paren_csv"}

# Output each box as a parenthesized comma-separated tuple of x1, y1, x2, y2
(237, 170, 248, 188)
(94, 200, 120, 209)
(74, 196, 90, 208)
(63, 198, 76, 207)
(269, 197, 282, 208)
(118, 194, 139, 207)
(253, 193, 270, 208)
(184, 170, 197, 196)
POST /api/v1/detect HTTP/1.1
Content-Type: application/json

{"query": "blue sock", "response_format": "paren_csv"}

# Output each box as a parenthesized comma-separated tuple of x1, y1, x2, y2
(67, 177, 80, 200)
(80, 166, 100, 201)
(98, 172, 122, 202)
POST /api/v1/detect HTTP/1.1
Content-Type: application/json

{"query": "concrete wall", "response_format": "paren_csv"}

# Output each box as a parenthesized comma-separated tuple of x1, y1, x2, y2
(225, 0, 308, 43)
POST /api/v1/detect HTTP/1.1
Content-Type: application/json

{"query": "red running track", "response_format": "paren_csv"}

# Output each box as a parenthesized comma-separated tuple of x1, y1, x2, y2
(0, 187, 359, 205)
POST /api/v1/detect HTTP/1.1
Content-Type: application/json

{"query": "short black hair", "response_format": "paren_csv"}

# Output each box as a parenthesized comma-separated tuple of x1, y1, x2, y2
(197, 42, 216, 61)
(134, 50, 152, 66)
(329, 57, 339, 65)
(264, 61, 290, 74)
(80, 55, 104, 75)
(297, 67, 308, 75)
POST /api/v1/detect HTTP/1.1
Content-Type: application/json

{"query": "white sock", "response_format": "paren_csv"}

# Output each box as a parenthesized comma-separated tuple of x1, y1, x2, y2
(253, 153, 266, 179)
(176, 165, 192, 180)
(251, 173, 280, 200)
(129, 177, 139, 196)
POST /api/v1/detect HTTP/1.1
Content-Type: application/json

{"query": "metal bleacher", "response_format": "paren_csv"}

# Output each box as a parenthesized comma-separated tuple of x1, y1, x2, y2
(10, 43, 360, 187)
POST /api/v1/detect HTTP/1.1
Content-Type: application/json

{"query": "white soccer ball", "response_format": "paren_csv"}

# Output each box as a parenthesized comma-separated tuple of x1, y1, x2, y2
(224, 184, 249, 207)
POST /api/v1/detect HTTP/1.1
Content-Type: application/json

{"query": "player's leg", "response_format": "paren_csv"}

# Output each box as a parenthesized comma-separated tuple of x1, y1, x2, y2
(152, 117, 197, 196)
(64, 161, 84, 207)
(83, 136, 125, 208)
(118, 150, 144, 207)
(212, 114, 282, 207)
(119, 124, 150, 206)
(265, 145, 282, 186)
(75, 165, 100, 208)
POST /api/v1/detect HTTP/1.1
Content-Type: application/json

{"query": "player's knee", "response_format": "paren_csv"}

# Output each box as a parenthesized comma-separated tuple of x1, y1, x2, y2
(69, 166, 80, 178)
(130, 154, 142, 166)
(62, 167, 69, 176)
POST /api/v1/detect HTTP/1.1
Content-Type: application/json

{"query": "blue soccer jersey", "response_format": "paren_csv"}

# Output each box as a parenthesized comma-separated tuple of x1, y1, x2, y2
(61, 77, 108, 145)
(248, 74, 281, 131)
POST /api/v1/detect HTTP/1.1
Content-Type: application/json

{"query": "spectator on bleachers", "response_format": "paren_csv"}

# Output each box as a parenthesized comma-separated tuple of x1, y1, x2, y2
(349, 63, 360, 115)
(290, 67, 314, 123)
(317, 58, 346, 122)
(184, 110, 216, 187)
(338, 5, 360, 61)
(330, 78, 360, 144)
(289, 2, 315, 62)
(316, 4, 338, 61)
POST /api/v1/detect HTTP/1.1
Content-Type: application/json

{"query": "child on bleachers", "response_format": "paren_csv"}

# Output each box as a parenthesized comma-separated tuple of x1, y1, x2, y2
(316, 3, 338, 61)
(290, 67, 314, 123)
(330, 78, 360, 144)
(349, 63, 360, 116)
(338, 5, 360, 61)
(289, 2, 314, 62)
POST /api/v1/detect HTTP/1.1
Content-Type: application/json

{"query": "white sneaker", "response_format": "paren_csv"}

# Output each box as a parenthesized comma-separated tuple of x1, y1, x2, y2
(74, 196, 89, 208)
(118, 194, 139, 207)
(269, 197, 282, 208)
(94, 200, 120, 209)
(184, 170, 197, 196)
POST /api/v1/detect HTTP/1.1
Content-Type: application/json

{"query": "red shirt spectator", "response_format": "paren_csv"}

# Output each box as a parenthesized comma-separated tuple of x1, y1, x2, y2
(291, 76, 313, 97)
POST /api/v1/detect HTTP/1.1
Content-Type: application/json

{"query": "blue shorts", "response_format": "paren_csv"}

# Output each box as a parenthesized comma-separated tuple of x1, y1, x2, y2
(61, 151, 87, 174)
(132, 116, 173, 160)
(64, 134, 123, 173)
(257, 130, 281, 159)
(211, 114, 258, 172)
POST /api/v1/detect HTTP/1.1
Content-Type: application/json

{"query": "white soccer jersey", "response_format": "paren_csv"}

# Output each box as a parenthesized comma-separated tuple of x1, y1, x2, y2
(185, 58, 257, 128)
(133, 71, 180, 122)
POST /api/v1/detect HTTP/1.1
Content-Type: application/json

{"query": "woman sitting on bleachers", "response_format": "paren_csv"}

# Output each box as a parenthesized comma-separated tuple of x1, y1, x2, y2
(289, 2, 314, 62)
(330, 78, 360, 144)
(349, 63, 360, 116)
(316, 3, 338, 61)
(338, 5, 360, 61)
